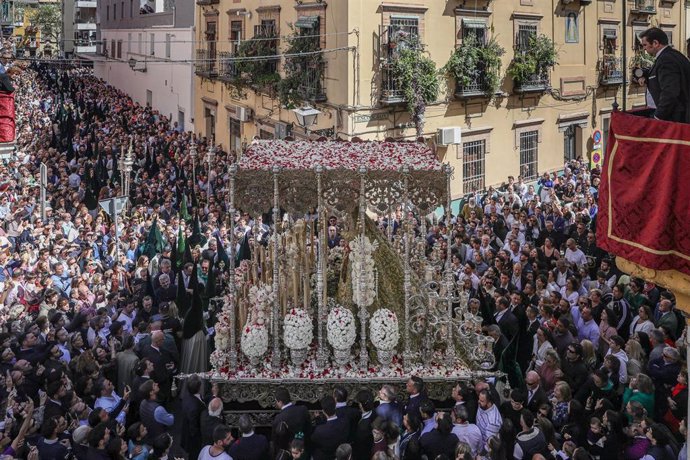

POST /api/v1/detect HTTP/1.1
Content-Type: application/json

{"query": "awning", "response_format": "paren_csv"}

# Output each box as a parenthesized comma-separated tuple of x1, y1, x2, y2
(295, 15, 320, 29)
(603, 29, 618, 39)
(462, 18, 487, 29)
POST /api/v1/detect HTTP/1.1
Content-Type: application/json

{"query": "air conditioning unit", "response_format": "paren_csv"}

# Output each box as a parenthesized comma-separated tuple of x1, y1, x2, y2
(275, 122, 293, 140)
(237, 106, 253, 122)
(437, 127, 462, 146)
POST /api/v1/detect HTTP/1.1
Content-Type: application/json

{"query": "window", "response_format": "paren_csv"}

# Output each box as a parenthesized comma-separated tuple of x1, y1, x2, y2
(230, 20, 242, 53)
(117, 40, 122, 59)
(127, 33, 131, 53)
(462, 18, 487, 44)
(113, 3, 117, 20)
(602, 28, 617, 54)
(165, 34, 171, 58)
(137, 33, 142, 54)
(516, 23, 537, 51)
(662, 28, 673, 46)
(106, 5, 110, 20)
(229, 117, 241, 153)
(111, 39, 116, 57)
(563, 125, 577, 162)
(130, 0, 133, 18)
(462, 140, 486, 194)
(255, 19, 278, 73)
(150, 33, 155, 55)
(519, 130, 539, 181)
(121, 2, 124, 18)
(633, 27, 646, 51)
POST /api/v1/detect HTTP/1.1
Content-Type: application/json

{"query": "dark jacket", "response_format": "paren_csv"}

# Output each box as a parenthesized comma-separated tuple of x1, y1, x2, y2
(335, 403, 361, 443)
(311, 417, 349, 460)
(647, 46, 690, 123)
(228, 432, 270, 460)
(271, 403, 312, 451)
(200, 411, 224, 447)
(180, 393, 205, 459)
(353, 413, 375, 460)
(419, 429, 459, 460)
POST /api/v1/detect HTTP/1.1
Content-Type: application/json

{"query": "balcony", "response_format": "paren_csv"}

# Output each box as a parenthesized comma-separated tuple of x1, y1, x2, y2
(75, 40, 97, 53)
(455, 72, 494, 98)
(380, 64, 405, 104)
(75, 1, 97, 8)
(513, 74, 550, 93)
(74, 22, 97, 30)
(599, 56, 624, 85)
(630, 0, 656, 14)
(196, 0, 219, 4)
(298, 66, 327, 103)
(216, 51, 239, 81)
(195, 48, 218, 77)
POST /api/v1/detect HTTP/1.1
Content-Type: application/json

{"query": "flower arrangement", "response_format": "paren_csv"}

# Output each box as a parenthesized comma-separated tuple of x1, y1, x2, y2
(247, 283, 274, 326)
(327, 306, 356, 350)
(240, 323, 269, 358)
(240, 140, 443, 172)
(350, 235, 378, 308)
(283, 308, 313, 350)
(369, 308, 400, 350)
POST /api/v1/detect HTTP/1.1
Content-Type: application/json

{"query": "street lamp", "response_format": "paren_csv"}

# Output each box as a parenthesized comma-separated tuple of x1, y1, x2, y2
(206, 143, 215, 204)
(190, 142, 198, 187)
(292, 106, 321, 137)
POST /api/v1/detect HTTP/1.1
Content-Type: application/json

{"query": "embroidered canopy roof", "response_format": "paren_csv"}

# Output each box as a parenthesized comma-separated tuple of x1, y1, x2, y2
(234, 139, 448, 216)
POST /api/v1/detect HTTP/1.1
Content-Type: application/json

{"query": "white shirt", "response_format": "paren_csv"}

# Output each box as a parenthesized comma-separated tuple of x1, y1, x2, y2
(452, 423, 483, 456)
(565, 247, 588, 268)
(197, 446, 233, 460)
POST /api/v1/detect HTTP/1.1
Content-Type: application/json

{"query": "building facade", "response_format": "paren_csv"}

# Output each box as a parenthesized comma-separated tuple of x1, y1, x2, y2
(94, 0, 195, 131)
(63, 0, 98, 58)
(193, 0, 686, 201)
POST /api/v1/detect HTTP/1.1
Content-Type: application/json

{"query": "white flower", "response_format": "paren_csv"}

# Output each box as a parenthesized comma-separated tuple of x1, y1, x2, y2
(350, 235, 378, 308)
(369, 309, 400, 350)
(240, 323, 269, 358)
(327, 306, 356, 349)
(283, 308, 313, 350)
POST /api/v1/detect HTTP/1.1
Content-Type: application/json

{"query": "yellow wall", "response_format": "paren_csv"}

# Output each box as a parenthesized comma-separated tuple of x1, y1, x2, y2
(194, 0, 686, 200)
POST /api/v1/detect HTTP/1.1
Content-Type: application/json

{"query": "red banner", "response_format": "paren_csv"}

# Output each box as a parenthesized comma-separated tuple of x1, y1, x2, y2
(597, 111, 690, 276)
(0, 91, 15, 144)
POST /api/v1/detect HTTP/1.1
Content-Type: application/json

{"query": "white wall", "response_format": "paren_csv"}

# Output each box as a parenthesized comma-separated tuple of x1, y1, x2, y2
(94, 27, 195, 132)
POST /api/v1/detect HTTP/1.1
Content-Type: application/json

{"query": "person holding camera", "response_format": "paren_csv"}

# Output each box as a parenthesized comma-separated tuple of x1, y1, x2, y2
(638, 27, 690, 123)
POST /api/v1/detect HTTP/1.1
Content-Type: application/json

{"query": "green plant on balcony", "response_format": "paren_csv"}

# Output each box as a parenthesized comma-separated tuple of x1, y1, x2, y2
(631, 50, 654, 69)
(507, 34, 558, 90)
(443, 33, 505, 98)
(278, 26, 326, 109)
(389, 35, 440, 138)
(223, 32, 281, 97)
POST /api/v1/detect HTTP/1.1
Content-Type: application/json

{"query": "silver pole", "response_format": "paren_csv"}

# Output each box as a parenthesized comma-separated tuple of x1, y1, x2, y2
(444, 164, 456, 367)
(40, 163, 47, 222)
(227, 164, 238, 371)
(358, 166, 368, 371)
(402, 166, 413, 369)
(315, 165, 327, 369)
(271, 166, 281, 368)
(111, 198, 120, 264)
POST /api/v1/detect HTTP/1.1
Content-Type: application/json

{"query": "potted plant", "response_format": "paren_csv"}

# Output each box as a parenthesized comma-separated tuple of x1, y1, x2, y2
(507, 34, 558, 93)
(388, 35, 440, 137)
(444, 34, 505, 98)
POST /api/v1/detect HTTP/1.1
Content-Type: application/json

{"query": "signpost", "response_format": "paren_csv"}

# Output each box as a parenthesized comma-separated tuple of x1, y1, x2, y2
(100, 196, 129, 263)
(591, 129, 603, 169)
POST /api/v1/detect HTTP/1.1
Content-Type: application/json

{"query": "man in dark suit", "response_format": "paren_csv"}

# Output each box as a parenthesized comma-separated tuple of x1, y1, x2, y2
(271, 387, 311, 452)
(311, 395, 349, 460)
(228, 414, 270, 460)
(180, 375, 205, 460)
(140, 330, 177, 401)
(404, 376, 428, 418)
(640, 27, 690, 123)
(494, 296, 519, 341)
(333, 385, 360, 443)
(517, 306, 540, 373)
(353, 390, 375, 460)
(451, 381, 478, 424)
(525, 371, 549, 414)
(200, 397, 225, 448)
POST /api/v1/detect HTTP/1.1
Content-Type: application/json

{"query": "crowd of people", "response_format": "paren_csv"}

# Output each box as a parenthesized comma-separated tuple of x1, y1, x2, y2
(0, 62, 687, 460)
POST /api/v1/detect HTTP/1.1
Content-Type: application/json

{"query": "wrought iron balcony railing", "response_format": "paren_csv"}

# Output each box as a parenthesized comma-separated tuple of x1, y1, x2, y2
(195, 48, 217, 77)
(513, 74, 550, 93)
(631, 0, 656, 14)
(599, 56, 624, 85)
